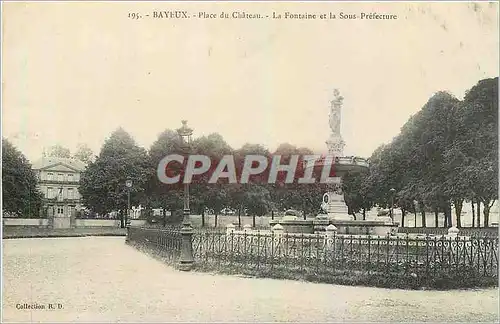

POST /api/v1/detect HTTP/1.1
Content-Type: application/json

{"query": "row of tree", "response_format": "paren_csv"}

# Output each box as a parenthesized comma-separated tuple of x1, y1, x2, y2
(2, 78, 497, 227)
(79, 129, 329, 227)
(342, 77, 498, 228)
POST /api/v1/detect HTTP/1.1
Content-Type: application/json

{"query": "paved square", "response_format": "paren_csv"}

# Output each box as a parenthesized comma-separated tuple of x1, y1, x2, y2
(2, 237, 498, 322)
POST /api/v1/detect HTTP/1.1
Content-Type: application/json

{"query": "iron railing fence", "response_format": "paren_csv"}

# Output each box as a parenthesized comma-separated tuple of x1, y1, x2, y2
(127, 226, 183, 262)
(191, 231, 498, 279)
(126, 226, 498, 288)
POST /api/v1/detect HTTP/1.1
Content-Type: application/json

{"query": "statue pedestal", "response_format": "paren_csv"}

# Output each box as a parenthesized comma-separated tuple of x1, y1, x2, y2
(322, 192, 354, 221)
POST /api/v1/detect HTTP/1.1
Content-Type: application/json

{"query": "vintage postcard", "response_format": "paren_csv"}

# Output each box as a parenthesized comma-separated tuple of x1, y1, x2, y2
(2, 1, 499, 323)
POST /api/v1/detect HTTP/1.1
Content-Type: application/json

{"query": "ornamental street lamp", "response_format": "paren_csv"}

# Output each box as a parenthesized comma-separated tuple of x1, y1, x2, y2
(126, 179, 132, 228)
(177, 120, 194, 271)
(389, 188, 396, 221)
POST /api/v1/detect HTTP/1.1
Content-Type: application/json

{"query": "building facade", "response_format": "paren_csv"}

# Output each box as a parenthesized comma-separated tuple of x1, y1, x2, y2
(32, 157, 86, 220)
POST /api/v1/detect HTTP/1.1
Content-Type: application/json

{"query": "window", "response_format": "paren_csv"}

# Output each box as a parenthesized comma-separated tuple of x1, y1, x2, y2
(68, 173, 74, 182)
(47, 173, 54, 181)
(67, 188, 74, 199)
(56, 188, 63, 201)
(47, 187, 53, 199)
(57, 207, 64, 214)
(58, 173, 64, 181)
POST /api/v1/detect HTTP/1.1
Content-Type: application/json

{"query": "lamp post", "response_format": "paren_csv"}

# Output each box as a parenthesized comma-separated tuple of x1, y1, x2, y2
(177, 120, 194, 271)
(389, 188, 396, 221)
(125, 179, 132, 228)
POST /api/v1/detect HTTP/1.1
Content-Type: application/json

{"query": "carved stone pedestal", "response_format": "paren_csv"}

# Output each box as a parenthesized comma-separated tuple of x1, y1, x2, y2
(321, 190, 354, 221)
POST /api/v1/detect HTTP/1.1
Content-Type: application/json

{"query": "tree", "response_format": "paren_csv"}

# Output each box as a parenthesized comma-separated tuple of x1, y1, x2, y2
(343, 170, 373, 220)
(365, 92, 462, 228)
(46, 144, 71, 158)
(228, 143, 271, 224)
(270, 144, 325, 219)
(74, 143, 94, 164)
(147, 128, 184, 225)
(458, 78, 498, 227)
(2, 139, 43, 217)
(243, 184, 272, 227)
(363, 78, 497, 229)
(79, 128, 150, 227)
(442, 145, 471, 228)
(419, 92, 461, 227)
(190, 133, 233, 227)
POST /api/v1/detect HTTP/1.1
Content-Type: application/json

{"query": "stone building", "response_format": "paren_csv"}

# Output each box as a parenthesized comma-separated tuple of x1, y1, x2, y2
(32, 157, 86, 228)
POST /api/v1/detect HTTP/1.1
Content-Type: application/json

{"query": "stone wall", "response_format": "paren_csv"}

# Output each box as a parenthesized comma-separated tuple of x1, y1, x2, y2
(3, 218, 50, 227)
(75, 219, 121, 227)
(3, 218, 147, 228)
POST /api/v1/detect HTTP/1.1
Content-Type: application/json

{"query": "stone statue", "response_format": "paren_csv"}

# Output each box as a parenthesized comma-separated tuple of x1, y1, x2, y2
(332, 89, 344, 105)
(320, 202, 328, 214)
(329, 89, 343, 135)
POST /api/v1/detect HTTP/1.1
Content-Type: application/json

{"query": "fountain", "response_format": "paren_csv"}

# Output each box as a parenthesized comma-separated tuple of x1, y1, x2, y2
(270, 89, 398, 235)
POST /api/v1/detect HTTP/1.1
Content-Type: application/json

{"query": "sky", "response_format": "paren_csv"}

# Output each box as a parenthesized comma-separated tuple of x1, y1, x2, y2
(2, 1, 498, 163)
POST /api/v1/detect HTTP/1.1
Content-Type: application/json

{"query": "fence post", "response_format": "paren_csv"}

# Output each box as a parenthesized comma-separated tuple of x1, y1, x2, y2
(272, 223, 284, 236)
(243, 224, 252, 233)
(272, 223, 285, 249)
(226, 223, 236, 235)
(447, 226, 459, 239)
(325, 224, 337, 250)
(179, 225, 195, 271)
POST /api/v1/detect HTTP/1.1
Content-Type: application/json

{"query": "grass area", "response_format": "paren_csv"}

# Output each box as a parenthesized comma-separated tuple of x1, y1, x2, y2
(2, 226, 127, 239)
(126, 240, 498, 291)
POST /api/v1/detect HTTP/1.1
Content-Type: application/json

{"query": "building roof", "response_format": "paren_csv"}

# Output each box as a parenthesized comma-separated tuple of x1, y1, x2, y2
(32, 157, 86, 172)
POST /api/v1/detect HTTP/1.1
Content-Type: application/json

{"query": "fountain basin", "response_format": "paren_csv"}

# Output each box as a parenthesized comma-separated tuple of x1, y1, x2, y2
(269, 219, 317, 234)
(330, 157, 370, 177)
(329, 220, 397, 236)
(270, 218, 398, 236)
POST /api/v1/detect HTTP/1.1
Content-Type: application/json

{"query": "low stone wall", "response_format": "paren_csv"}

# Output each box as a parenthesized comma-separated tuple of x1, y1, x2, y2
(3, 227, 127, 239)
(75, 219, 121, 227)
(130, 219, 147, 227)
(3, 218, 49, 227)
(76, 219, 147, 227)
(3, 218, 147, 228)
